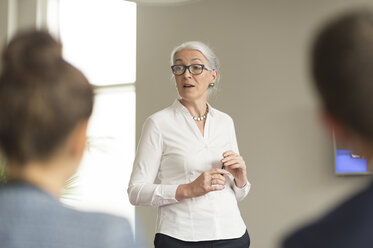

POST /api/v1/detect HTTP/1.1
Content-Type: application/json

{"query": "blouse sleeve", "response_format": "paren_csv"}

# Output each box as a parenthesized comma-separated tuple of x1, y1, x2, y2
(230, 118, 251, 202)
(127, 117, 179, 207)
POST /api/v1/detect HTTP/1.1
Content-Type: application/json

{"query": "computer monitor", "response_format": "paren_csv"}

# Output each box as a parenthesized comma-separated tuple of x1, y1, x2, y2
(334, 135, 371, 175)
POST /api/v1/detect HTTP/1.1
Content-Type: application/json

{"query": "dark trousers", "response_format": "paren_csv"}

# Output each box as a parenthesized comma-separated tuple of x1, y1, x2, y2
(154, 230, 250, 248)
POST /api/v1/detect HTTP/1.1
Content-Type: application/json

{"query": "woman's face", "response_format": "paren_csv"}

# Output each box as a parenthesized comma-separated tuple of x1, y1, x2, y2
(173, 49, 217, 102)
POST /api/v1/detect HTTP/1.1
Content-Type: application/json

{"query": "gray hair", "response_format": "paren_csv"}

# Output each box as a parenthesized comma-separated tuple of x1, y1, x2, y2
(170, 41, 220, 89)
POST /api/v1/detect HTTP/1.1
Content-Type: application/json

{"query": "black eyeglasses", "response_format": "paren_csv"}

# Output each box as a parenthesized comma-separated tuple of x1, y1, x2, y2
(171, 64, 212, 76)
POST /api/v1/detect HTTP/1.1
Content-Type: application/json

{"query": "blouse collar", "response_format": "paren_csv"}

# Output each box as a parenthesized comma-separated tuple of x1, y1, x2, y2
(172, 99, 215, 118)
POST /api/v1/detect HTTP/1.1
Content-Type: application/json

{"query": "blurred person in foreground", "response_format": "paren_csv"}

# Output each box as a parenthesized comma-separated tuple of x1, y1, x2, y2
(282, 9, 373, 248)
(0, 30, 136, 248)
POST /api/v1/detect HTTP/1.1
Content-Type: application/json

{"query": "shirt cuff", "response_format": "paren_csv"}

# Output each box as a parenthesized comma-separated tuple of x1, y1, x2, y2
(232, 179, 251, 201)
(152, 184, 179, 206)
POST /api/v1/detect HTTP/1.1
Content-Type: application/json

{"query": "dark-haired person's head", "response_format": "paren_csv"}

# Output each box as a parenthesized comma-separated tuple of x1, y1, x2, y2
(312, 10, 373, 160)
(0, 30, 93, 194)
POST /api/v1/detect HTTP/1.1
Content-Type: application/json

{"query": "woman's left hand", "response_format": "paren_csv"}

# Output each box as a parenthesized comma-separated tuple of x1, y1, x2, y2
(221, 150, 247, 188)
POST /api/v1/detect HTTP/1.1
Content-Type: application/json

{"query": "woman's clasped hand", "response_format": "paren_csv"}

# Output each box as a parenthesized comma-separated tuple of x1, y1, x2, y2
(221, 150, 248, 188)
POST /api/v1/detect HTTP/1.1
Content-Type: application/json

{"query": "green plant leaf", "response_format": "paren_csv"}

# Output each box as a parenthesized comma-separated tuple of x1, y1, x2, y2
(61, 175, 79, 200)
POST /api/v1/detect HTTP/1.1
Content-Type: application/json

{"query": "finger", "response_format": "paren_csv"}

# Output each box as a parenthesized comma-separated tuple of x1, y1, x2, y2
(226, 164, 243, 169)
(211, 174, 226, 182)
(223, 158, 242, 166)
(212, 173, 227, 182)
(212, 174, 226, 181)
(225, 160, 246, 169)
(212, 178, 226, 185)
(221, 156, 241, 164)
(209, 168, 230, 175)
(221, 154, 242, 162)
(210, 185, 225, 191)
(222, 150, 235, 157)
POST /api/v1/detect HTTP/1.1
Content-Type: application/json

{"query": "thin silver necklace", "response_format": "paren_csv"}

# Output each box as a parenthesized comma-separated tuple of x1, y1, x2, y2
(192, 104, 209, 121)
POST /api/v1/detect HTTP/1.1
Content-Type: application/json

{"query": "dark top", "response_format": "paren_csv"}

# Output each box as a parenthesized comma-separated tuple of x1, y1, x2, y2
(0, 182, 136, 248)
(283, 180, 373, 248)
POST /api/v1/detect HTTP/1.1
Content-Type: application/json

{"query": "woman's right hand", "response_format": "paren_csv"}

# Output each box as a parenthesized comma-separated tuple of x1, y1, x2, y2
(175, 168, 229, 201)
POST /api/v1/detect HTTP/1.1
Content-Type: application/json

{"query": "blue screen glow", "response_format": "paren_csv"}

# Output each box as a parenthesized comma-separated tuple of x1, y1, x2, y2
(336, 149, 367, 174)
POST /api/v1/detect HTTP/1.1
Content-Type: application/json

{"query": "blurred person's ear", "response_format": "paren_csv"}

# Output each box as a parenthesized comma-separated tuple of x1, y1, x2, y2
(321, 109, 373, 160)
(320, 109, 348, 142)
(67, 119, 89, 163)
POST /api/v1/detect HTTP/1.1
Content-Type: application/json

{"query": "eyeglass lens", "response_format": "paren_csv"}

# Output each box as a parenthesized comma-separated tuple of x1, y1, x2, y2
(172, 64, 204, 75)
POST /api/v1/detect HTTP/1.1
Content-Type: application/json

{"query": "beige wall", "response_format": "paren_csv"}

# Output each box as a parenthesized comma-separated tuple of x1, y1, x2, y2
(135, 0, 373, 247)
(0, 0, 48, 48)
(0, 0, 12, 70)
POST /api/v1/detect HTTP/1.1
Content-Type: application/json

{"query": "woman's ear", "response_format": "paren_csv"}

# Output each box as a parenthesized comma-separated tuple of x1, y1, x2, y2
(210, 70, 218, 83)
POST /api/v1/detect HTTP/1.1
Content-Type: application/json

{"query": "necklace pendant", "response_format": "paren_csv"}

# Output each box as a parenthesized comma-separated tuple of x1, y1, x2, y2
(192, 104, 209, 121)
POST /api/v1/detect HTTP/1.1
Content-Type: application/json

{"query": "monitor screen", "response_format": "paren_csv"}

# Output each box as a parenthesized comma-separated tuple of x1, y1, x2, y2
(334, 137, 371, 175)
(335, 149, 368, 174)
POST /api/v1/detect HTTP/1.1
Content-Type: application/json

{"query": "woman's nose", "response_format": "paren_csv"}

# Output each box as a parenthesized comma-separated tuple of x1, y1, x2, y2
(183, 68, 192, 78)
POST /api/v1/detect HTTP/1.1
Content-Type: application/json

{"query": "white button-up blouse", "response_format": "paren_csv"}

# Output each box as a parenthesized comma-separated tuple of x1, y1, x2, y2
(127, 99, 251, 241)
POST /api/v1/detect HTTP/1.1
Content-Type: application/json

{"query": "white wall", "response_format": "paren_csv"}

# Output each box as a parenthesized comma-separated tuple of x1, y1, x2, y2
(135, 0, 373, 247)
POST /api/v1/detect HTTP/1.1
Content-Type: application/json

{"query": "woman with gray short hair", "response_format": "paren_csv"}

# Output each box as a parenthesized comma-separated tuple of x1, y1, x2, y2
(128, 41, 251, 247)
